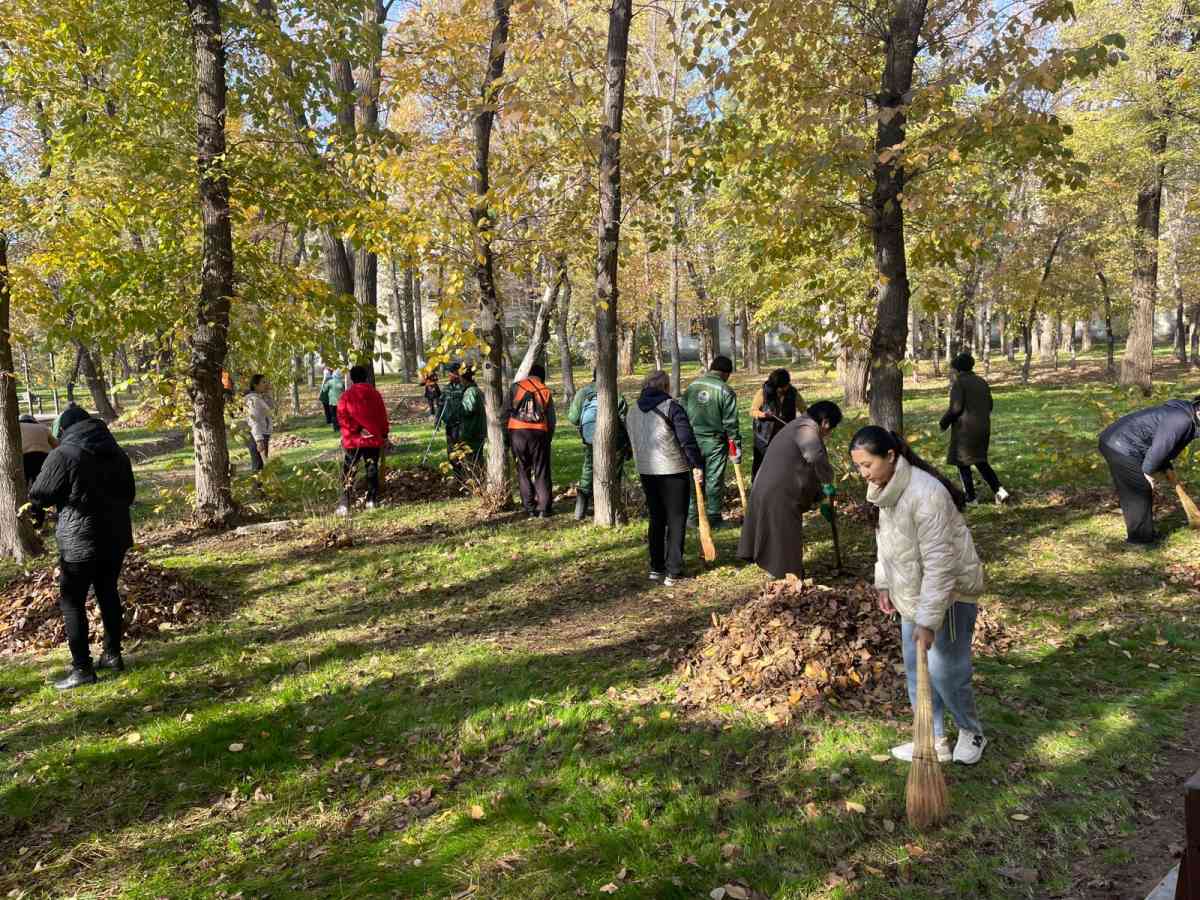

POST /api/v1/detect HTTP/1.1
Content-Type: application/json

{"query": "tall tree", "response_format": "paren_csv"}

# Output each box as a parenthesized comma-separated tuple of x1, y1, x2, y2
(593, 0, 634, 526)
(184, 0, 237, 528)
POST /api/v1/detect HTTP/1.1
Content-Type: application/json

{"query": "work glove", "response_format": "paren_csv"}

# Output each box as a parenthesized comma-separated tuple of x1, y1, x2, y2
(822, 483, 837, 498)
(728, 438, 741, 463)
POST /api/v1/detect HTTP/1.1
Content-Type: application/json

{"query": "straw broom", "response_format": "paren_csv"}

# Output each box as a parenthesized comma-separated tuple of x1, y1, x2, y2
(906, 643, 949, 829)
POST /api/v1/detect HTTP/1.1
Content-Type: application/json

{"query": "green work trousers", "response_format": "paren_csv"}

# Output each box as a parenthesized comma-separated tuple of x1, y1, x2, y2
(579, 442, 593, 495)
(688, 436, 728, 522)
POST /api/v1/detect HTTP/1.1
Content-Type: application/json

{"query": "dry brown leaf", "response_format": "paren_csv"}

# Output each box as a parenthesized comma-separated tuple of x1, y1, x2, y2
(468, 804, 485, 820)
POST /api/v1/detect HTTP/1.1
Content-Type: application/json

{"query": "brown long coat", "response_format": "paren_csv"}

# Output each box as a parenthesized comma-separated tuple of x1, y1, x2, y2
(737, 416, 834, 579)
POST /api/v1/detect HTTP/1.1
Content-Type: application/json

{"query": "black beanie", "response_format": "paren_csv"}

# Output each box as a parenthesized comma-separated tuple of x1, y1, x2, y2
(58, 405, 92, 434)
(711, 355, 733, 374)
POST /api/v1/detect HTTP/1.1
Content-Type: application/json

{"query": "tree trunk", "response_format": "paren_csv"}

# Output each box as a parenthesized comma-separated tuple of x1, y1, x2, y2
(866, 0, 926, 433)
(73, 342, 119, 421)
(1190, 303, 1200, 368)
(514, 258, 564, 382)
(1098, 268, 1116, 378)
(0, 235, 43, 561)
(1023, 228, 1068, 384)
(472, 0, 513, 504)
(1174, 231, 1188, 364)
(669, 236, 682, 394)
(556, 271, 576, 404)
(1003, 311, 1015, 362)
(592, 0, 633, 527)
(1081, 315, 1094, 353)
(839, 342, 870, 407)
(1065, 318, 1077, 370)
(1120, 133, 1167, 396)
(617, 324, 637, 376)
(981, 301, 992, 375)
(185, 0, 238, 528)
(389, 258, 409, 378)
(403, 265, 418, 381)
(413, 270, 425, 366)
(291, 354, 303, 414)
(930, 312, 942, 377)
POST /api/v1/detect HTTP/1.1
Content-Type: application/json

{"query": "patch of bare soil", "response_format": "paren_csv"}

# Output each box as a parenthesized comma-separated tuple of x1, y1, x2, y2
(122, 431, 188, 463)
(381, 465, 465, 503)
(0, 553, 225, 656)
(1068, 710, 1199, 899)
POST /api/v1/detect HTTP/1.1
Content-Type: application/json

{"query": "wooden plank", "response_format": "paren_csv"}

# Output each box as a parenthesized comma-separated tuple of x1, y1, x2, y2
(1177, 770, 1200, 900)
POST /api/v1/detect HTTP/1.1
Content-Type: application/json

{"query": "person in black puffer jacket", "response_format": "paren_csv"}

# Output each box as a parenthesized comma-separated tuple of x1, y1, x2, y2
(1099, 397, 1200, 545)
(30, 405, 136, 690)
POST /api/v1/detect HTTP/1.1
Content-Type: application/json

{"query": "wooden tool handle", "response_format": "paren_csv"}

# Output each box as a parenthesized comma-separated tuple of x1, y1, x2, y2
(694, 478, 716, 562)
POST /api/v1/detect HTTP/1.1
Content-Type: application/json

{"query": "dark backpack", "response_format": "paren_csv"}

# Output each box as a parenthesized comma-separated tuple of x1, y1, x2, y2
(511, 380, 546, 425)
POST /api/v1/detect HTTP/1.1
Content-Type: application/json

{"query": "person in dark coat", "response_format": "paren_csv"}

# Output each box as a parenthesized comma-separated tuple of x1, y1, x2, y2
(738, 400, 843, 579)
(1099, 397, 1200, 544)
(749, 368, 805, 480)
(939, 353, 1008, 506)
(29, 405, 136, 690)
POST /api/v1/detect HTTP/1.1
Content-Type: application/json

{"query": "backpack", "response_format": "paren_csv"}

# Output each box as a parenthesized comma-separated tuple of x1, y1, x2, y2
(579, 393, 599, 445)
(511, 380, 547, 425)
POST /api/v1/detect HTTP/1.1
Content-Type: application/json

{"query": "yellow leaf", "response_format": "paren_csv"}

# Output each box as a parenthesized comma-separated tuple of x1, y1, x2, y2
(468, 804, 485, 820)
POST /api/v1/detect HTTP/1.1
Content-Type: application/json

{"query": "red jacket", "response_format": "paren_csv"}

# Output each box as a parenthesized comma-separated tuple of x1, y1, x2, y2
(338, 382, 390, 450)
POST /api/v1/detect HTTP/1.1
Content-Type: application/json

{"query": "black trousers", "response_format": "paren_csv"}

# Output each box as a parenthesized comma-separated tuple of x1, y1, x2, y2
(1101, 444, 1156, 543)
(641, 473, 690, 577)
(60, 550, 127, 669)
(247, 435, 270, 473)
(752, 443, 769, 480)
(957, 462, 1001, 501)
(511, 429, 553, 514)
(322, 402, 335, 426)
(342, 447, 381, 505)
(24, 453, 48, 527)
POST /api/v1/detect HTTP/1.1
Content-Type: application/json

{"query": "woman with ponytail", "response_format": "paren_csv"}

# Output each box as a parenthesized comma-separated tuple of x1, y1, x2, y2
(849, 426, 988, 766)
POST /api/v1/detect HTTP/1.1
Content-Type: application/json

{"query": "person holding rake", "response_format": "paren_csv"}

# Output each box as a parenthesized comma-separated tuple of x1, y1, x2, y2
(849, 426, 988, 766)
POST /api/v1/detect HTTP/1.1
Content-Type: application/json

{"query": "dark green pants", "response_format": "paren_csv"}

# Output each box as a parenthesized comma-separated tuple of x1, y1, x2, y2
(688, 437, 728, 521)
(580, 443, 593, 494)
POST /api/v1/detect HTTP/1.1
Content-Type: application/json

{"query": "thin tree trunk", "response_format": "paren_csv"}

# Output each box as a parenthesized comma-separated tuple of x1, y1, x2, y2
(556, 269, 576, 404)
(669, 236, 682, 394)
(1081, 315, 1094, 353)
(1098, 268, 1116, 378)
(1174, 224, 1188, 364)
(413, 270, 425, 365)
(74, 342, 119, 421)
(1120, 132, 1167, 396)
(618, 323, 637, 376)
(389, 258, 409, 378)
(185, 0, 238, 528)
(291, 354, 302, 414)
(473, 0, 513, 504)
(514, 258, 564, 382)
(930, 312, 942, 377)
(1023, 229, 1068, 384)
(403, 265, 418, 381)
(592, 0, 633, 526)
(839, 343, 870, 407)
(1190, 302, 1200, 368)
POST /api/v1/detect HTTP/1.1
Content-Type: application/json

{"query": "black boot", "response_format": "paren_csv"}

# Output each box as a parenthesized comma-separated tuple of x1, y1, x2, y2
(97, 650, 125, 672)
(574, 491, 590, 520)
(55, 666, 97, 691)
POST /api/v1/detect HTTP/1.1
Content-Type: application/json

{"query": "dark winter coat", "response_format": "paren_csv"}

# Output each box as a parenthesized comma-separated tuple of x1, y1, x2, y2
(30, 417, 135, 563)
(1099, 399, 1198, 475)
(737, 415, 834, 579)
(939, 371, 993, 467)
(752, 384, 801, 450)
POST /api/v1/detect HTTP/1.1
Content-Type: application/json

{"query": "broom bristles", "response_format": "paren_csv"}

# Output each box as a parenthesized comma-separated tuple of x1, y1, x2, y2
(906, 643, 949, 829)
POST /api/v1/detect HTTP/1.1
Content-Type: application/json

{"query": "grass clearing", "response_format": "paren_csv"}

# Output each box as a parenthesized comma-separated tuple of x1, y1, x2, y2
(3, 355, 1199, 898)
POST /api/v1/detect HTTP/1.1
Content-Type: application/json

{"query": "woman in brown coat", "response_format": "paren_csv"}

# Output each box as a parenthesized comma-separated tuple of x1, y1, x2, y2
(939, 353, 1009, 506)
(738, 401, 843, 579)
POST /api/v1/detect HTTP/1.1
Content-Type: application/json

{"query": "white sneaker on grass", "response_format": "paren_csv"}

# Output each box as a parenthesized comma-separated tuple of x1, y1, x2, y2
(334, 504, 350, 518)
(995, 487, 1010, 504)
(648, 571, 664, 582)
(891, 736, 952, 763)
(365, 500, 378, 510)
(663, 575, 682, 587)
(953, 730, 988, 765)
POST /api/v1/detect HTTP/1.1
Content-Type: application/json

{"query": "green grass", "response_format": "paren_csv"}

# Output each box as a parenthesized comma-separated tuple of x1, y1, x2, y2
(3, 354, 1200, 898)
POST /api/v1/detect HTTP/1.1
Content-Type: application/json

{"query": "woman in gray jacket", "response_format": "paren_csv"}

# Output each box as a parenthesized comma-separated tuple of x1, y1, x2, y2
(626, 371, 705, 586)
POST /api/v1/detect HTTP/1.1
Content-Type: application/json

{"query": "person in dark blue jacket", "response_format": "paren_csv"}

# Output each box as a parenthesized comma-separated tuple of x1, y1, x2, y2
(1098, 398, 1200, 544)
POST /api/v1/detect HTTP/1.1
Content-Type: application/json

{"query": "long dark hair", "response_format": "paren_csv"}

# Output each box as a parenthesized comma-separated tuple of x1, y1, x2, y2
(849, 425, 966, 525)
(246, 374, 266, 395)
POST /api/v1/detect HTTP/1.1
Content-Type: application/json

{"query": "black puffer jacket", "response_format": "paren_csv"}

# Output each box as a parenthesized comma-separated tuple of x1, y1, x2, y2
(30, 418, 135, 562)
(1099, 399, 1198, 475)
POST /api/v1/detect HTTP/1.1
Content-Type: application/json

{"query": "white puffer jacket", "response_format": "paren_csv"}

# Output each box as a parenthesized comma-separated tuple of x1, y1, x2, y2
(867, 456, 984, 631)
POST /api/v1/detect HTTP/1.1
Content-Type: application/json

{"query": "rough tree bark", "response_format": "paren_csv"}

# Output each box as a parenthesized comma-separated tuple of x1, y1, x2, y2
(184, 0, 238, 528)
(389, 258, 410, 377)
(555, 271, 576, 404)
(472, 0, 513, 504)
(514, 257, 565, 382)
(403, 265, 418, 381)
(1098, 268, 1116, 378)
(413, 270, 425, 365)
(1120, 130, 1167, 395)
(73, 342, 119, 421)
(0, 234, 44, 561)
(866, 0, 927, 433)
(618, 323, 637, 376)
(592, 0, 633, 527)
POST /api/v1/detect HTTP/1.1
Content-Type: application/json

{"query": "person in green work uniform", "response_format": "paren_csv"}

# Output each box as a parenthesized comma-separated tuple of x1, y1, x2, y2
(683, 355, 742, 528)
(319, 368, 346, 433)
(440, 363, 467, 475)
(459, 366, 486, 471)
(566, 370, 630, 520)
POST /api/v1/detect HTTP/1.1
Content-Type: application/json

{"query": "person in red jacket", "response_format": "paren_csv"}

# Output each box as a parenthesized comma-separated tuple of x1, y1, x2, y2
(336, 366, 389, 515)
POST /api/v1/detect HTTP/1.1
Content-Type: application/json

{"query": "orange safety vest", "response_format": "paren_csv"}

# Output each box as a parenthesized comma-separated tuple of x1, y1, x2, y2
(507, 378, 552, 432)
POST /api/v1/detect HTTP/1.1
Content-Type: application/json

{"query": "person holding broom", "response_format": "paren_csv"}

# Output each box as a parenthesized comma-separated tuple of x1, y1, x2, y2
(683, 355, 742, 529)
(849, 426, 988, 766)
(1098, 397, 1200, 545)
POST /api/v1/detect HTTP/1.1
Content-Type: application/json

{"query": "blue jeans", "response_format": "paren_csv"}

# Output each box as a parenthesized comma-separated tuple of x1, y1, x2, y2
(901, 602, 984, 738)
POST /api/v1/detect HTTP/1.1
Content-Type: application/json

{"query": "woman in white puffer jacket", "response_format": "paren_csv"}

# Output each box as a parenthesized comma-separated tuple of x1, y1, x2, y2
(849, 426, 988, 766)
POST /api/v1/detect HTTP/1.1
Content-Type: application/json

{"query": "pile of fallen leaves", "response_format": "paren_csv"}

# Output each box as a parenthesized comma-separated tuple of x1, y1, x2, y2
(271, 433, 311, 450)
(675, 577, 1012, 723)
(391, 397, 435, 424)
(0, 554, 222, 656)
(381, 465, 464, 502)
(1038, 486, 1119, 512)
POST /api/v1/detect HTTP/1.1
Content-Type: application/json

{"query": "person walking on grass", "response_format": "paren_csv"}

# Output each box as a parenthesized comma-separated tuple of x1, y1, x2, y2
(422, 371, 442, 419)
(683, 355, 742, 528)
(29, 405, 136, 690)
(243, 374, 273, 473)
(849, 426, 988, 766)
(440, 363, 466, 474)
(627, 371, 705, 587)
(335, 365, 390, 515)
(566, 369, 630, 520)
(749, 368, 804, 481)
(738, 401, 842, 579)
(319, 367, 346, 433)
(458, 366, 486, 472)
(507, 363, 556, 518)
(1098, 396, 1200, 545)
(939, 353, 1009, 507)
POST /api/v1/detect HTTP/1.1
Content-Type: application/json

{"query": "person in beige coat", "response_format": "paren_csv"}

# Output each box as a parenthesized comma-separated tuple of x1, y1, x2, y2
(849, 425, 988, 766)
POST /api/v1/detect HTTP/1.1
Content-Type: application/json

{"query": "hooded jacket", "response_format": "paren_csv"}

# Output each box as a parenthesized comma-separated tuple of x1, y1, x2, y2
(243, 391, 273, 441)
(867, 456, 984, 631)
(1099, 399, 1198, 475)
(30, 417, 136, 562)
(338, 381, 390, 450)
(319, 372, 346, 407)
(627, 388, 704, 475)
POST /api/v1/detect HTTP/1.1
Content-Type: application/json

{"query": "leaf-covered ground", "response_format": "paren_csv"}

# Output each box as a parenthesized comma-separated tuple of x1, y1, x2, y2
(2, 354, 1199, 899)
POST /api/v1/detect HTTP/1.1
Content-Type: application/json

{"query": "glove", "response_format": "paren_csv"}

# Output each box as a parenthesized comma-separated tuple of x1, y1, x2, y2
(819, 502, 833, 522)
(728, 438, 741, 463)
(822, 483, 837, 498)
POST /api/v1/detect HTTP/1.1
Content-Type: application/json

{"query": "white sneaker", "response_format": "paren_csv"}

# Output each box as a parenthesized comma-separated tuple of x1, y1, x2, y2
(995, 487, 1010, 504)
(365, 500, 378, 510)
(334, 505, 350, 518)
(891, 737, 952, 763)
(953, 730, 988, 765)
(648, 571, 664, 582)
(663, 576, 681, 587)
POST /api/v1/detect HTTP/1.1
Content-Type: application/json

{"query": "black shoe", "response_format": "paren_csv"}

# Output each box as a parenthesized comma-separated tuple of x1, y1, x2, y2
(574, 492, 590, 520)
(55, 667, 97, 691)
(97, 651, 125, 672)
